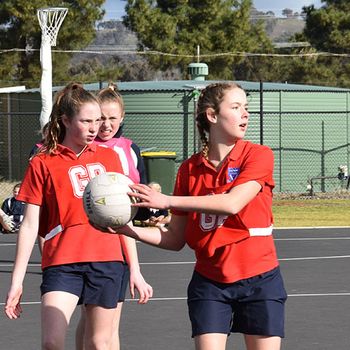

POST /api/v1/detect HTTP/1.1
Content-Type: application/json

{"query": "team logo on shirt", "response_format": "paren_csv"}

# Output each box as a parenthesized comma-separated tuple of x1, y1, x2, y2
(69, 163, 106, 198)
(227, 167, 240, 183)
(200, 213, 228, 231)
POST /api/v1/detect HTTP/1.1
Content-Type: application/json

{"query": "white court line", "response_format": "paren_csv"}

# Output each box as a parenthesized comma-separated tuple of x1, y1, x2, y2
(125, 293, 350, 300)
(275, 237, 350, 241)
(1, 292, 350, 306)
(140, 261, 194, 265)
(0, 242, 40, 246)
(280, 255, 350, 261)
(0, 263, 40, 267)
(142, 255, 350, 264)
(1, 254, 350, 268)
(288, 292, 350, 297)
(276, 226, 350, 229)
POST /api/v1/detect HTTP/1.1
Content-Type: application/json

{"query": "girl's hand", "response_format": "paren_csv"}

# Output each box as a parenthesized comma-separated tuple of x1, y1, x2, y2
(128, 184, 170, 210)
(0, 213, 15, 232)
(107, 224, 130, 234)
(129, 269, 153, 304)
(4, 285, 23, 319)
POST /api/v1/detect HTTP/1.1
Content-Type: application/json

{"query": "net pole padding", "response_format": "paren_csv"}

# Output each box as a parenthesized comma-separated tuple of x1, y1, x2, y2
(37, 7, 68, 129)
(39, 40, 52, 129)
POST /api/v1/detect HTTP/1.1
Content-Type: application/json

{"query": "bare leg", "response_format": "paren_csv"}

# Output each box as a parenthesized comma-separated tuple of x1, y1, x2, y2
(75, 305, 86, 350)
(109, 302, 123, 350)
(41, 291, 79, 350)
(84, 304, 118, 350)
(75, 303, 123, 350)
(244, 335, 281, 350)
(194, 333, 227, 350)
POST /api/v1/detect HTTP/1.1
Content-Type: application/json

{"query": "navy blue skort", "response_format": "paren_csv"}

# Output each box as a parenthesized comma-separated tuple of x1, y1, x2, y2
(187, 267, 287, 338)
(41, 261, 128, 309)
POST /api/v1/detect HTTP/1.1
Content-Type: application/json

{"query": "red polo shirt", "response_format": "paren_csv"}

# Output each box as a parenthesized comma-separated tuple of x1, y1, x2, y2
(18, 143, 125, 269)
(172, 140, 278, 283)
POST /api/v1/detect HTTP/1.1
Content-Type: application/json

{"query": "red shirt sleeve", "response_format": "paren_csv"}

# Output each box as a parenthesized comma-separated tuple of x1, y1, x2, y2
(17, 156, 48, 206)
(233, 145, 274, 189)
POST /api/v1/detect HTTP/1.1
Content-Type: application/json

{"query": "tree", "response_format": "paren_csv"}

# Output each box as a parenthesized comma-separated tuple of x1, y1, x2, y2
(282, 8, 293, 18)
(303, 1, 350, 53)
(119, 58, 157, 81)
(123, 0, 274, 80)
(290, 0, 350, 87)
(68, 56, 125, 83)
(0, 0, 105, 88)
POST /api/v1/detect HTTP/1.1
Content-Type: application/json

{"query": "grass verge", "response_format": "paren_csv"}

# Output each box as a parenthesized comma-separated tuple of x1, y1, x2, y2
(273, 198, 350, 227)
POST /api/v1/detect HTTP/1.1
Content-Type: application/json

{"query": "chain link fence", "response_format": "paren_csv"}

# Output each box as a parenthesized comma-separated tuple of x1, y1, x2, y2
(1, 93, 349, 200)
(0, 111, 40, 202)
(259, 111, 350, 193)
(119, 106, 350, 195)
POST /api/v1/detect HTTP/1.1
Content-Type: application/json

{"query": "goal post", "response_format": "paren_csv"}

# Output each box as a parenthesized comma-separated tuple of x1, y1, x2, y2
(37, 7, 68, 129)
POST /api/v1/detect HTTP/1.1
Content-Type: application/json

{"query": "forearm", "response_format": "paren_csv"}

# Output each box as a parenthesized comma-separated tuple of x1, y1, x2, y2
(11, 224, 38, 286)
(168, 194, 233, 215)
(119, 221, 185, 251)
(131, 181, 261, 216)
(120, 234, 140, 272)
(174, 181, 261, 215)
(120, 225, 169, 248)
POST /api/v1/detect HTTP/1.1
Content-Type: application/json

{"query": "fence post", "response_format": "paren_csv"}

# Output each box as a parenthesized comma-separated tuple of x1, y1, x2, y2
(321, 120, 325, 192)
(260, 80, 263, 145)
(7, 94, 12, 180)
(279, 91, 282, 192)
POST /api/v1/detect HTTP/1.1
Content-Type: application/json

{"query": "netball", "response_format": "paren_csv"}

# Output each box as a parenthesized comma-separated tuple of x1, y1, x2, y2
(83, 172, 138, 230)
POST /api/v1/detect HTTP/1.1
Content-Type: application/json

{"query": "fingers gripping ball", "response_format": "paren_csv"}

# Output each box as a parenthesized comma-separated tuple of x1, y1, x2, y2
(83, 172, 138, 230)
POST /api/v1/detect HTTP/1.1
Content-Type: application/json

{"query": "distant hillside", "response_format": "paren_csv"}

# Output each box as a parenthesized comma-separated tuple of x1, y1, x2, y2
(72, 20, 137, 65)
(88, 17, 305, 48)
(250, 6, 306, 43)
(68, 16, 307, 81)
(267, 18, 305, 42)
(95, 20, 138, 47)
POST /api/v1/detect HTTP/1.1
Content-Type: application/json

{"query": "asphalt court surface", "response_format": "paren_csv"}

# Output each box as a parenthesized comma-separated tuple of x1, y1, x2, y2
(0, 227, 350, 349)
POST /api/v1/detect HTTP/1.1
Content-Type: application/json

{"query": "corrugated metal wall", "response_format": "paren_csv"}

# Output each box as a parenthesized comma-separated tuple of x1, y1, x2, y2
(122, 91, 195, 161)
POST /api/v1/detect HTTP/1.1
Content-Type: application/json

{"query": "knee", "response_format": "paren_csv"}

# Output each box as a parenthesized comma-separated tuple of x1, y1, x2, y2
(84, 335, 112, 350)
(42, 337, 64, 350)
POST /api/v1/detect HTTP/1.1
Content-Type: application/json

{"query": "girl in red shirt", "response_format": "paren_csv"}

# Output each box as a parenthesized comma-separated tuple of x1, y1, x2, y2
(5, 83, 152, 350)
(76, 84, 153, 350)
(116, 82, 287, 350)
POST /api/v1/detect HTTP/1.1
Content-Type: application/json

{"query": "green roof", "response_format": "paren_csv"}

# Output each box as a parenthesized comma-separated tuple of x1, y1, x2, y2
(24, 80, 350, 93)
(83, 80, 350, 93)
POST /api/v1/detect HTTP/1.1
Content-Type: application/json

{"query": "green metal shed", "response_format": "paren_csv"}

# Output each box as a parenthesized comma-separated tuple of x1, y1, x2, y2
(1, 80, 349, 194)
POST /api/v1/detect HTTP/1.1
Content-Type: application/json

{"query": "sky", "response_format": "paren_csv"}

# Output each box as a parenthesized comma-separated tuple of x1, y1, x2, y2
(253, 0, 322, 15)
(102, 0, 323, 20)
